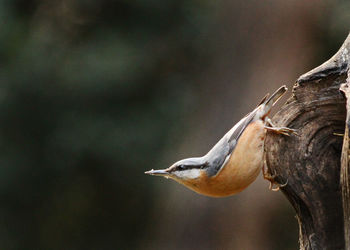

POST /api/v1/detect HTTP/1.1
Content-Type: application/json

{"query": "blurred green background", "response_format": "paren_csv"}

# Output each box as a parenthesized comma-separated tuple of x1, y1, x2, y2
(0, 0, 349, 249)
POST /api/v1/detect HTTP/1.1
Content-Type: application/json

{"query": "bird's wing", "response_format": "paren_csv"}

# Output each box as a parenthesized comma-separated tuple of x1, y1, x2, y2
(205, 86, 287, 177)
(205, 108, 259, 177)
(227, 108, 258, 153)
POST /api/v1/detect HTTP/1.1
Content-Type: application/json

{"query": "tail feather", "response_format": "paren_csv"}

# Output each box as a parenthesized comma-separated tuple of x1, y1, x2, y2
(263, 85, 287, 110)
(256, 93, 269, 107)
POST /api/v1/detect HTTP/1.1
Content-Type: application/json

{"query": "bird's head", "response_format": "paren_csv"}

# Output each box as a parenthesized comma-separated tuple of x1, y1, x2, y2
(145, 157, 208, 185)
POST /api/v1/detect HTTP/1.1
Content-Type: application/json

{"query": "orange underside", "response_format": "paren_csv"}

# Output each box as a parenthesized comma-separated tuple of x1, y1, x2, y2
(179, 120, 266, 197)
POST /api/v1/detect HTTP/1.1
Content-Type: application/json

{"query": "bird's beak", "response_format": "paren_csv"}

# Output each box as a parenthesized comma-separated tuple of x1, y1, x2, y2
(145, 169, 170, 177)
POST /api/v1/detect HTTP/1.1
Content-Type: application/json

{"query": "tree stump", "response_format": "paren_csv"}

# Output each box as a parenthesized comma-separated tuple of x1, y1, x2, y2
(265, 33, 350, 250)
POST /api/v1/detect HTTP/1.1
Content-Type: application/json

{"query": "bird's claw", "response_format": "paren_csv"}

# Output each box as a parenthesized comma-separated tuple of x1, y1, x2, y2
(263, 168, 288, 191)
(265, 126, 298, 136)
(265, 118, 298, 136)
(269, 179, 288, 191)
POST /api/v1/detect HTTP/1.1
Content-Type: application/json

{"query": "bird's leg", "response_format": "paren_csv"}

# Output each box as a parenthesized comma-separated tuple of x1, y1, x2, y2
(264, 118, 298, 136)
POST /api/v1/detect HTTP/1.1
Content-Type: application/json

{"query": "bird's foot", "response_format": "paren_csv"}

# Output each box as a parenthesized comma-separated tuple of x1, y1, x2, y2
(265, 126, 298, 136)
(270, 179, 288, 191)
(262, 166, 288, 191)
(265, 118, 298, 136)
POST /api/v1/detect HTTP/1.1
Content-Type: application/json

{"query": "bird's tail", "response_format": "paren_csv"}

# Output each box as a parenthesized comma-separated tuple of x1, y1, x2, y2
(264, 85, 287, 109)
(258, 85, 287, 119)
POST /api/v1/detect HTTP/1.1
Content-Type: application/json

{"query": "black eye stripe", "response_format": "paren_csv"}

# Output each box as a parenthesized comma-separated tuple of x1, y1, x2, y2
(175, 163, 208, 171)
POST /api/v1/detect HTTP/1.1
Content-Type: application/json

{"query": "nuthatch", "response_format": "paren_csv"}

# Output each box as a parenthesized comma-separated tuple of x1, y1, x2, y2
(145, 86, 295, 197)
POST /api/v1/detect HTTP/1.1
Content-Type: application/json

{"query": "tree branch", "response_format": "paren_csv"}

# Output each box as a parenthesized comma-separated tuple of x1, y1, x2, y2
(265, 33, 350, 249)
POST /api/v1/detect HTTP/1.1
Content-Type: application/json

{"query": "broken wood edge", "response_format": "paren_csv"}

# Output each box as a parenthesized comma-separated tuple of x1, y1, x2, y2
(297, 33, 350, 85)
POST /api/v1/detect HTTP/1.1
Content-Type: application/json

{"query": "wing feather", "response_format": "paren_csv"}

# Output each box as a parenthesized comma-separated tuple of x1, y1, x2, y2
(204, 108, 259, 176)
(227, 108, 258, 152)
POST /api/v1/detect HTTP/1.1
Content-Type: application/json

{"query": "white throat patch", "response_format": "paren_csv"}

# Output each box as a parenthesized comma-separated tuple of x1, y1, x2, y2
(174, 169, 201, 179)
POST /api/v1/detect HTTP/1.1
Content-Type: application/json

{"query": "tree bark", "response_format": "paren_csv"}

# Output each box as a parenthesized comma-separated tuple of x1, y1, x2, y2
(265, 33, 350, 250)
(340, 73, 350, 250)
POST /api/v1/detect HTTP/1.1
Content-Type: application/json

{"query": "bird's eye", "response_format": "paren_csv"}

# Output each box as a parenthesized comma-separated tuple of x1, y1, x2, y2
(178, 165, 186, 170)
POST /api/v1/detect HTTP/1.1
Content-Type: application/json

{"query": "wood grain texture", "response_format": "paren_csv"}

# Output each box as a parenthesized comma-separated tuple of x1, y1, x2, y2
(265, 33, 350, 250)
(340, 79, 350, 250)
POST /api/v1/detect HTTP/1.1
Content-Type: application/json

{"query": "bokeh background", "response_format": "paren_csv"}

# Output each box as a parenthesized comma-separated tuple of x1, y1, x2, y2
(0, 0, 349, 249)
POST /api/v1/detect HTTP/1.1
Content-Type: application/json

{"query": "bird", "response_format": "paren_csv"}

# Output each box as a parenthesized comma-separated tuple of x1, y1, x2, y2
(145, 86, 296, 197)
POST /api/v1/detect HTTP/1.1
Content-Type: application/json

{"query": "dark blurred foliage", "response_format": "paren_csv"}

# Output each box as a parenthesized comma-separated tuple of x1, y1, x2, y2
(0, 0, 349, 249)
(0, 0, 213, 249)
